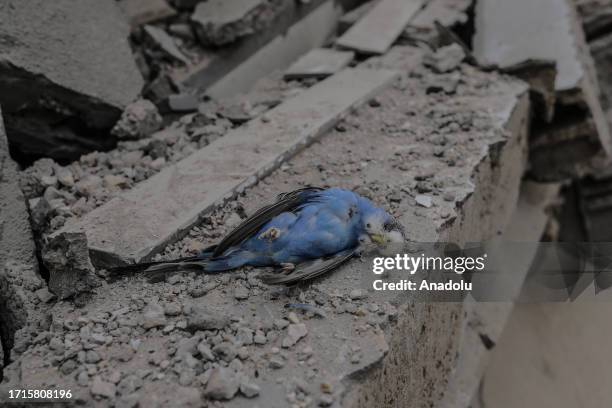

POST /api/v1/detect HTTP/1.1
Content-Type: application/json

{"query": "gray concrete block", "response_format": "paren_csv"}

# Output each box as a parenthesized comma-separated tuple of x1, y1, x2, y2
(338, 0, 378, 34)
(174, 0, 341, 99)
(119, 0, 177, 28)
(47, 67, 399, 273)
(0, 107, 48, 363)
(336, 0, 424, 54)
(191, 0, 267, 46)
(0, 0, 144, 161)
(284, 48, 355, 80)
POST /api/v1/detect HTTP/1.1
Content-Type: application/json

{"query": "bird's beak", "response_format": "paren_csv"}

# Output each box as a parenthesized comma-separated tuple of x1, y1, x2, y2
(369, 234, 385, 245)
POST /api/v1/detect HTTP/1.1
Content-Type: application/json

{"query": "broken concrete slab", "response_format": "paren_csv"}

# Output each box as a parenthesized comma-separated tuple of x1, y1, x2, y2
(0, 0, 144, 162)
(336, 0, 424, 54)
(474, 0, 611, 181)
(47, 68, 399, 271)
(191, 0, 268, 46)
(174, 0, 342, 98)
(0, 107, 48, 364)
(144, 25, 190, 65)
(284, 48, 355, 80)
(119, 0, 177, 28)
(591, 33, 612, 137)
(338, 0, 378, 34)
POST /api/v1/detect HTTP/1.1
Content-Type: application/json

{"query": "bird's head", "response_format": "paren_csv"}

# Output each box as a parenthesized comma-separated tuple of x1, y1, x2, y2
(361, 208, 406, 251)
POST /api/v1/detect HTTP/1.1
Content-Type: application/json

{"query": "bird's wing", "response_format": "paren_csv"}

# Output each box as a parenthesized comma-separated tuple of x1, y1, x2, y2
(259, 248, 356, 285)
(212, 186, 324, 257)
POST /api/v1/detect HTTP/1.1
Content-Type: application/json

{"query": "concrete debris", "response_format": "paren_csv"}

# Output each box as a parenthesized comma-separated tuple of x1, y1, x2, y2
(284, 48, 355, 80)
(240, 379, 261, 398)
(338, 1, 378, 34)
(42, 232, 99, 299)
(91, 376, 117, 399)
(423, 43, 466, 73)
(112, 99, 163, 140)
(404, 0, 472, 44)
(144, 25, 190, 65)
(119, 0, 177, 28)
(0, 0, 144, 162)
(186, 305, 230, 331)
(141, 302, 168, 329)
(167, 93, 200, 112)
(282, 323, 308, 347)
(336, 0, 425, 54)
(474, 0, 611, 180)
(191, 0, 269, 46)
(204, 367, 239, 400)
(49, 68, 397, 268)
(415, 194, 433, 208)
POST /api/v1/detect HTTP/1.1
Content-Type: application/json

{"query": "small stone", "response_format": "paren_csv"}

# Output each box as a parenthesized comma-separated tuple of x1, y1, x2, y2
(282, 323, 308, 348)
(186, 305, 230, 332)
(141, 302, 167, 329)
(424, 43, 465, 73)
(274, 318, 290, 330)
(234, 284, 249, 300)
(91, 376, 116, 399)
(415, 194, 433, 208)
(236, 327, 254, 345)
(168, 93, 199, 112)
(239, 380, 261, 398)
(213, 342, 237, 362)
(443, 191, 455, 202)
(204, 367, 239, 400)
(164, 302, 182, 316)
(56, 167, 75, 187)
(85, 350, 101, 364)
(349, 289, 367, 300)
(287, 312, 300, 324)
(35, 287, 56, 303)
(112, 99, 163, 140)
(197, 342, 215, 361)
(77, 370, 89, 387)
(253, 331, 267, 345)
(269, 356, 285, 369)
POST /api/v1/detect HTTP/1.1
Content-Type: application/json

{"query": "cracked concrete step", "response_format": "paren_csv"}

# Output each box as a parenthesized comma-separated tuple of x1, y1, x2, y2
(0, 0, 144, 162)
(473, 0, 611, 181)
(0, 107, 48, 372)
(284, 48, 355, 80)
(47, 67, 399, 296)
(336, 0, 424, 55)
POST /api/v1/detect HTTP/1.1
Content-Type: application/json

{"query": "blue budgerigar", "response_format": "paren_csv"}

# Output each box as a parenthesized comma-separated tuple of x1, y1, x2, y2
(111, 187, 405, 284)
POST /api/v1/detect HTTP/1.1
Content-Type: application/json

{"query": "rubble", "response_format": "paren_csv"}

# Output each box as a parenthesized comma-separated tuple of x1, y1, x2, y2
(404, 0, 472, 44)
(143, 25, 190, 65)
(336, 0, 424, 54)
(338, 1, 378, 34)
(47, 68, 398, 269)
(284, 48, 355, 80)
(0, 0, 144, 162)
(191, 0, 270, 46)
(112, 99, 163, 140)
(42, 232, 99, 299)
(205, 367, 239, 400)
(474, 0, 611, 180)
(118, 0, 177, 28)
